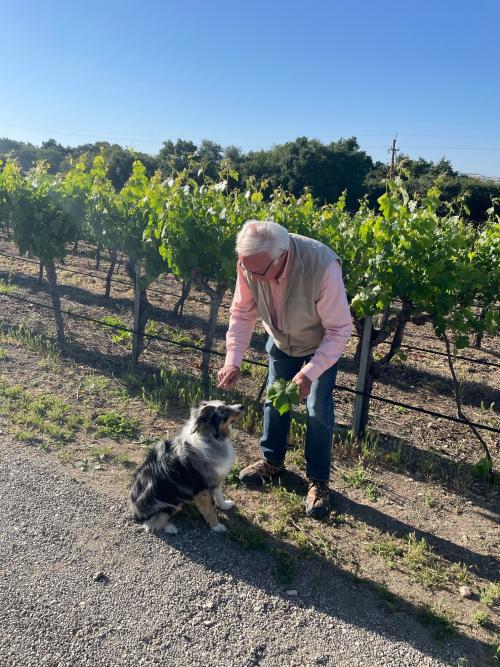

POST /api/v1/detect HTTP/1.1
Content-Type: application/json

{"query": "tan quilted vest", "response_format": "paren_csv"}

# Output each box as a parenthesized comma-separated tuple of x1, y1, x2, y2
(243, 234, 340, 357)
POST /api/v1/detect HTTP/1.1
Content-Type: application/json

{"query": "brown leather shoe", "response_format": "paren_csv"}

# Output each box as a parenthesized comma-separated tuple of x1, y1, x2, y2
(239, 459, 284, 486)
(305, 480, 331, 518)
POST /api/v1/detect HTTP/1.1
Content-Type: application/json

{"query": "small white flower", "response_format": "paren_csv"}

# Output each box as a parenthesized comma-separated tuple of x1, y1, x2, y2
(168, 178, 175, 187)
(245, 190, 251, 200)
(214, 180, 227, 193)
(207, 207, 216, 215)
(219, 207, 227, 220)
(183, 184, 190, 194)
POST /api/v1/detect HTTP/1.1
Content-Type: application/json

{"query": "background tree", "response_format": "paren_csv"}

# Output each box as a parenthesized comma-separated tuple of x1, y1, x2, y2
(197, 140, 223, 180)
(157, 139, 197, 175)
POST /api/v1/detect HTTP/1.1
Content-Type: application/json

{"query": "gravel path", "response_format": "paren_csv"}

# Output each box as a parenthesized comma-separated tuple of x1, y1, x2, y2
(0, 440, 485, 666)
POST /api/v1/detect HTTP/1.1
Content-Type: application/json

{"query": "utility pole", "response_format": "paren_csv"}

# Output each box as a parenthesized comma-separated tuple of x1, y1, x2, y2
(389, 136, 398, 178)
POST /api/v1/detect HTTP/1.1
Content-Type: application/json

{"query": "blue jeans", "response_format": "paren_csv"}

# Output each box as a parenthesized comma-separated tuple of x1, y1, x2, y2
(260, 338, 338, 482)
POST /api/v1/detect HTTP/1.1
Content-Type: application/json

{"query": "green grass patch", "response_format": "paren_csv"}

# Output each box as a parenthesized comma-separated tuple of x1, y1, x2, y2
(418, 604, 456, 640)
(0, 277, 15, 294)
(225, 462, 243, 486)
(271, 548, 297, 586)
(480, 581, 500, 607)
(98, 316, 132, 345)
(89, 445, 114, 462)
(0, 376, 82, 447)
(472, 610, 489, 627)
(368, 538, 404, 569)
(94, 411, 141, 440)
(403, 533, 449, 590)
(228, 522, 268, 551)
(115, 452, 134, 468)
(0, 324, 60, 362)
(342, 464, 381, 502)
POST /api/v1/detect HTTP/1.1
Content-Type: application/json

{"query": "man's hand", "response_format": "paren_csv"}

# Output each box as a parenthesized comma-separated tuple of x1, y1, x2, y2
(217, 365, 241, 390)
(291, 371, 312, 400)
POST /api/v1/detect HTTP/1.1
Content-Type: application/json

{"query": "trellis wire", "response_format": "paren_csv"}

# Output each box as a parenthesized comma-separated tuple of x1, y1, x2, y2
(1, 290, 498, 435)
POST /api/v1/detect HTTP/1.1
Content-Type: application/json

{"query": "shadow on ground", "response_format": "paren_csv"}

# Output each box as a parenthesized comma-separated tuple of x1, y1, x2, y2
(145, 498, 495, 666)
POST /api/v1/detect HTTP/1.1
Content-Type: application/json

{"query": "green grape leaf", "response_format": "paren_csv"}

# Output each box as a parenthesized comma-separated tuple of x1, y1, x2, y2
(267, 379, 300, 415)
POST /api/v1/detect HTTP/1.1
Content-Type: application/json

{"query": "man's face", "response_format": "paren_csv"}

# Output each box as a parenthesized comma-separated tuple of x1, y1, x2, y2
(238, 251, 287, 283)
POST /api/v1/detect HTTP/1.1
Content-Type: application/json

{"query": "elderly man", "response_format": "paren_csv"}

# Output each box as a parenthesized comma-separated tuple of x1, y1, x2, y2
(217, 220, 352, 518)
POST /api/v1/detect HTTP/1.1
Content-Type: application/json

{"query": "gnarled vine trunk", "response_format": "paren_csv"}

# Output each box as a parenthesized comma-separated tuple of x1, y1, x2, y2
(45, 260, 65, 346)
(354, 300, 413, 435)
(197, 283, 225, 394)
(95, 243, 101, 271)
(125, 258, 150, 362)
(104, 248, 118, 299)
(474, 306, 488, 349)
(173, 280, 192, 317)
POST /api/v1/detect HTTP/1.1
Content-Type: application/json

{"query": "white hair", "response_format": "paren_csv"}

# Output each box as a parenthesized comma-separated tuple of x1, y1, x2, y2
(236, 220, 290, 259)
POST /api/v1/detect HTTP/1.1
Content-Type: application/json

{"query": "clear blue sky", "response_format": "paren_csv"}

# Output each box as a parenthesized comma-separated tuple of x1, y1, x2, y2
(1, 0, 500, 175)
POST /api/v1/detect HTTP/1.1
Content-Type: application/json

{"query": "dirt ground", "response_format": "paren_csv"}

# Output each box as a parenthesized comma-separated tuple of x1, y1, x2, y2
(0, 239, 499, 661)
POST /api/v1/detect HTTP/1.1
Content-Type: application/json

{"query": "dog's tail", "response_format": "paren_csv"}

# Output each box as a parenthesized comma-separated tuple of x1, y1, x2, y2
(128, 438, 175, 522)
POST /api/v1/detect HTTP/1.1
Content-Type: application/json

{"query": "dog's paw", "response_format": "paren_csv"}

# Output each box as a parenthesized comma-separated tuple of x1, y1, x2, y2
(218, 499, 235, 511)
(211, 522, 227, 533)
(164, 523, 178, 535)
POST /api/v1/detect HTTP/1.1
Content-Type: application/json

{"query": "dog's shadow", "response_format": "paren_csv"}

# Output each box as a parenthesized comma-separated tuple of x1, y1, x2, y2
(148, 481, 494, 667)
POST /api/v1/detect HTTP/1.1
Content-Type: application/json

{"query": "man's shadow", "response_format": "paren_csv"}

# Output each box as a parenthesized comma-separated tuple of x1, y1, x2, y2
(148, 489, 494, 667)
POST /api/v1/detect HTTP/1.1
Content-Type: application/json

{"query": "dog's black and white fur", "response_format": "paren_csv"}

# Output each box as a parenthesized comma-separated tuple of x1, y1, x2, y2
(129, 400, 242, 534)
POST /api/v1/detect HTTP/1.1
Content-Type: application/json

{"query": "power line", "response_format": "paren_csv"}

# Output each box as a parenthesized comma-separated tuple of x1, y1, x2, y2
(1, 290, 499, 435)
(2, 123, 500, 142)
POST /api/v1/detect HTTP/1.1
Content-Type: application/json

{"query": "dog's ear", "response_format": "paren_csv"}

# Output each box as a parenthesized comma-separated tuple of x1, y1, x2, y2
(191, 403, 216, 434)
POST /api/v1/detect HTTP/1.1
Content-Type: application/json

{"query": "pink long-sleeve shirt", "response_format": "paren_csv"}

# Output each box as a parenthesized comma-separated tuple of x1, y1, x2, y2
(225, 255, 353, 382)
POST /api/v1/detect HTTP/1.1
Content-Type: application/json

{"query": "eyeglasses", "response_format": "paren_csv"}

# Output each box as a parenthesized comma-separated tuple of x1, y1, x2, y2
(238, 257, 276, 278)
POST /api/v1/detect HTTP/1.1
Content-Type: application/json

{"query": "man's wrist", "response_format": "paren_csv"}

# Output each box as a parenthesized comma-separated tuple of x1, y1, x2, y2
(224, 352, 243, 368)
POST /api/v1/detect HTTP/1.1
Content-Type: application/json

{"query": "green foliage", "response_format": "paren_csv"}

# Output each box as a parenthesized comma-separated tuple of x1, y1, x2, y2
(403, 533, 448, 590)
(0, 376, 81, 446)
(472, 610, 488, 627)
(267, 379, 300, 415)
(473, 456, 493, 480)
(225, 463, 243, 486)
(271, 548, 297, 586)
(94, 411, 140, 440)
(84, 154, 122, 250)
(368, 538, 404, 568)
(228, 521, 267, 551)
(480, 582, 500, 607)
(8, 161, 79, 263)
(239, 402, 262, 434)
(117, 160, 170, 285)
(418, 604, 456, 640)
(342, 464, 380, 501)
(0, 276, 15, 294)
(98, 315, 132, 344)
(149, 168, 266, 292)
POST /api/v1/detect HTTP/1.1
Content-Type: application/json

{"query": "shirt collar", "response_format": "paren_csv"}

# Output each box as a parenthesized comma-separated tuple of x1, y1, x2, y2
(274, 244, 294, 285)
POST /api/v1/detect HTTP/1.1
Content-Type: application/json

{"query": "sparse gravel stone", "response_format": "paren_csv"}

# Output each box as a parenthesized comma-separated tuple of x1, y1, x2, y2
(459, 585, 473, 598)
(0, 442, 486, 666)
